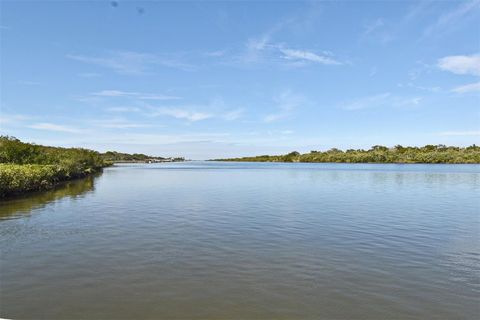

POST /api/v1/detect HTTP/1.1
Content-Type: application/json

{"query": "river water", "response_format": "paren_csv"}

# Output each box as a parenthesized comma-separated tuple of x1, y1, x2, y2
(1, 162, 479, 319)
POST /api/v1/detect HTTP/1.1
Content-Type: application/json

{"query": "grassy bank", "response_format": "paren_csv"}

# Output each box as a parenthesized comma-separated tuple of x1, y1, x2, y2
(216, 145, 480, 164)
(0, 136, 110, 197)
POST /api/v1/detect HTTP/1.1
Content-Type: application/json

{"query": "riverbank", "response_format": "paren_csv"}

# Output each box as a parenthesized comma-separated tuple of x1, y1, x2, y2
(0, 136, 182, 198)
(216, 145, 480, 164)
(0, 163, 107, 198)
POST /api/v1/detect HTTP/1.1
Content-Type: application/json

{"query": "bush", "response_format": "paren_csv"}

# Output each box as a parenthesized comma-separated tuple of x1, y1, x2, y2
(0, 164, 62, 197)
(0, 136, 111, 197)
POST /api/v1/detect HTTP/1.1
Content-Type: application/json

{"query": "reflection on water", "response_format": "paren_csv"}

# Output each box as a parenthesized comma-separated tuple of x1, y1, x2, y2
(0, 163, 479, 319)
(0, 174, 97, 219)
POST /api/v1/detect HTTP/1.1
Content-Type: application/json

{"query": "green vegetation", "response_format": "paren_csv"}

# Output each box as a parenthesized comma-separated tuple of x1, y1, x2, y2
(0, 136, 110, 197)
(217, 145, 480, 164)
(102, 151, 184, 162)
(103, 151, 162, 162)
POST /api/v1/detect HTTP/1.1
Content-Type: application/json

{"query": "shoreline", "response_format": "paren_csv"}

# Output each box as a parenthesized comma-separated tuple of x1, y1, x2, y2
(0, 164, 110, 199)
(214, 159, 480, 164)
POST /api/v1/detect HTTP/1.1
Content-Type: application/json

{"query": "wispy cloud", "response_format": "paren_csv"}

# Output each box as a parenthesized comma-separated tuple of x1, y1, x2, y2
(438, 54, 480, 76)
(204, 50, 227, 57)
(243, 34, 272, 63)
(93, 118, 150, 129)
(269, 44, 340, 66)
(0, 114, 32, 125)
(152, 108, 213, 122)
(16, 80, 42, 86)
(360, 18, 392, 43)
(147, 100, 243, 122)
(107, 106, 142, 113)
(28, 122, 82, 133)
(222, 108, 244, 121)
(265, 90, 305, 122)
(341, 93, 422, 111)
(68, 51, 195, 75)
(452, 81, 480, 93)
(238, 31, 342, 67)
(438, 54, 480, 93)
(279, 47, 341, 65)
(92, 90, 181, 100)
(397, 82, 440, 93)
(93, 90, 138, 97)
(438, 130, 480, 136)
(362, 18, 384, 37)
(68, 52, 154, 75)
(78, 72, 101, 78)
(140, 94, 182, 101)
(424, 0, 480, 37)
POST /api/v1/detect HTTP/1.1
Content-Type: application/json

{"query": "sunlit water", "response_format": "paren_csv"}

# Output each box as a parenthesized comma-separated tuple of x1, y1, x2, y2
(1, 162, 479, 319)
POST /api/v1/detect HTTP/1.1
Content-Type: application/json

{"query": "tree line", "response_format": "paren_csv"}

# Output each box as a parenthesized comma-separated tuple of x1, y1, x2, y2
(217, 145, 480, 164)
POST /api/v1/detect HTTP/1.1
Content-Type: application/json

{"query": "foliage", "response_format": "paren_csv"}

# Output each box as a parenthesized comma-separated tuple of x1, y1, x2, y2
(0, 136, 110, 197)
(102, 151, 164, 162)
(0, 136, 107, 169)
(0, 164, 61, 197)
(217, 145, 480, 164)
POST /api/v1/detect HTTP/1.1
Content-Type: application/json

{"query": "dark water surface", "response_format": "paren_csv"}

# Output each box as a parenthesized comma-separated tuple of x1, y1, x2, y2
(1, 162, 479, 319)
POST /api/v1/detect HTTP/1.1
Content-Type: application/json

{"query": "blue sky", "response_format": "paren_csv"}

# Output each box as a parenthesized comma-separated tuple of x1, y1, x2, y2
(0, 0, 479, 159)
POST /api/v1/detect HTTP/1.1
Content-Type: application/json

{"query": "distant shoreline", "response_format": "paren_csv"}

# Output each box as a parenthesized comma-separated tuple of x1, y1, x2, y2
(215, 145, 480, 164)
(214, 160, 480, 164)
(112, 160, 186, 164)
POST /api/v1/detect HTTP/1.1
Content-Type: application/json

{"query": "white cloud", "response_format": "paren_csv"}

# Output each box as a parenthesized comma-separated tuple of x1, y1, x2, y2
(139, 94, 181, 101)
(265, 90, 306, 122)
(424, 0, 480, 37)
(94, 90, 137, 97)
(397, 82, 440, 93)
(68, 51, 194, 75)
(28, 123, 82, 133)
(223, 109, 243, 121)
(17, 80, 42, 86)
(342, 93, 390, 110)
(438, 130, 480, 136)
(438, 54, 480, 93)
(239, 32, 342, 67)
(78, 72, 101, 78)
(93, 118, 150, 129)
(152, 108, 213, 122)
(205, 50, 227, 57)
(264, 113, 287, 123)
(360, 18, 392, 43)
(68, 52, 154, 75)
(438, 54, 480, 76)
(92, 90, 180, 100)
(107, 107, 142, 113)
(362, 18, 384, 37)
(279, 47, 341, 65)
(341, 93, 422, 110)
(0, 114, 31, 124)
(242, 34, 272, 63)
(452, 81, 480, 93)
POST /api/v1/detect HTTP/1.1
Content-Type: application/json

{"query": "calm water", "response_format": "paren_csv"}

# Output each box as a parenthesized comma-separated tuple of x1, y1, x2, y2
(1, 162, 479, 319)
